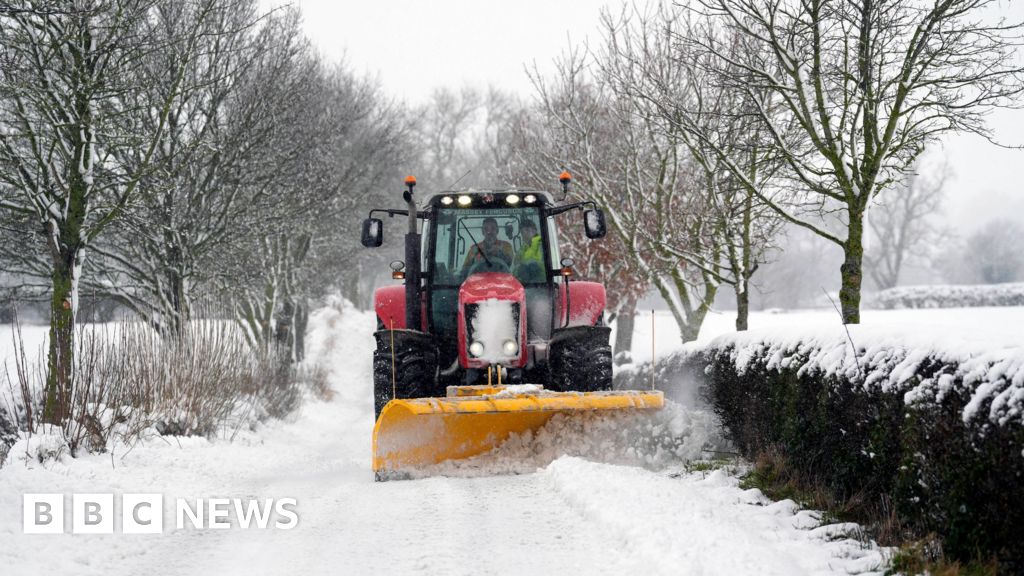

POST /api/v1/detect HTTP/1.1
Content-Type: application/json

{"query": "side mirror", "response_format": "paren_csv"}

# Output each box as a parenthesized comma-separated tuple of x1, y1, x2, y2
(361, 218, 383, 247)
(583, 208, 607, 239)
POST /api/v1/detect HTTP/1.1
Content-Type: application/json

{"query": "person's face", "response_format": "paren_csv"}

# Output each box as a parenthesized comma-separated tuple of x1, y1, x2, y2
(483, 221, 498, 242)
(522, 225, 536, 243)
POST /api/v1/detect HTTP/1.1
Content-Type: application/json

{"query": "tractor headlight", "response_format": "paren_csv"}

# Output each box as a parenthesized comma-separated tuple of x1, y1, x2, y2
(524, 194, 537, 204)
(469, 341, 485, 357)
(506, 194, 520, 205)
(502, 339, 518, 356)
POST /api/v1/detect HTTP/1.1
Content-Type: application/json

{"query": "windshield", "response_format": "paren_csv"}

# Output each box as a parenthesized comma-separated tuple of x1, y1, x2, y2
(431, 207, 547, 286)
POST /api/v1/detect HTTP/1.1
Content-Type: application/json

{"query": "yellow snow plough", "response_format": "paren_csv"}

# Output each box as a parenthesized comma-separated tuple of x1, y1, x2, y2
(361, 175, 663, 479)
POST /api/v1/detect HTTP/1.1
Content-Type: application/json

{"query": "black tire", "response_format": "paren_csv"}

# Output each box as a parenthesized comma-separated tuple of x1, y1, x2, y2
(548, 326, 613, 392)
(373, 328, 440, 418)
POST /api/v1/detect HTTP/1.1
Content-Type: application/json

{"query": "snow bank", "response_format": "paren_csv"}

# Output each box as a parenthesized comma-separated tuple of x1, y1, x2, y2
(873, 282, 1024, 309)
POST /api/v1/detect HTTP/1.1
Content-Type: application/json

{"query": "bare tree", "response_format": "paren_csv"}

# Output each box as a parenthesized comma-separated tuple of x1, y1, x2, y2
(230, 62, 411, 361)
(0, 0, 217, 422)
(692, 0, 1024, 323)
(527, 48, 723, 343)
(865, 159, 950, 290)
(86, 0, 270, 333)
(487, 92, 649, 360)
(597, 4, 785, 331)
(411, 87, 484, 191)
(953, 219, 1024, 284)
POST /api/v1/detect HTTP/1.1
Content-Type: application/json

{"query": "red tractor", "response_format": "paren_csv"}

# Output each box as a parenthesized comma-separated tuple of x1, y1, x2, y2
(361, 174, 613, 416)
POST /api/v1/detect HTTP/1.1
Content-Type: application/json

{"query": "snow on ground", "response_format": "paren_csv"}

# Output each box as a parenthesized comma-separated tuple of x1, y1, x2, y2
(0, 322, 49, 386)
(0, 303, 889, 575)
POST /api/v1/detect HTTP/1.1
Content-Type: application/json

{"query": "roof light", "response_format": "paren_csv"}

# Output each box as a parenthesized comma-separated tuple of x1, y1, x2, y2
(457, 195, 472, 206)
(506, 194, 520, 205)
(441, 196, 453, 205)
(524, 194, 537, 204)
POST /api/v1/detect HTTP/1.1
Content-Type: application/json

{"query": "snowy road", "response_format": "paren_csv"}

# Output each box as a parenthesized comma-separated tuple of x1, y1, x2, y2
(0, 304, 886, 575)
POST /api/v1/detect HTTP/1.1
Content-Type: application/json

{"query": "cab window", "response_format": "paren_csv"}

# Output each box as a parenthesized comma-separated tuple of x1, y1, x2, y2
(431, 207, 546, 285)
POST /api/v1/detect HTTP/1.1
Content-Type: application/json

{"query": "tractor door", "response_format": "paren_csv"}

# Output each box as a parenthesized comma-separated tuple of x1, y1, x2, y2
(427, 211, 458, 330)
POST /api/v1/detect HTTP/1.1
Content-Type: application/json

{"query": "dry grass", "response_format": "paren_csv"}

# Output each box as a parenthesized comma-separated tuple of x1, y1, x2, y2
(741, 447, 1004, 575)
(2, 316, 303, 459)
(889, 537, 1001, 576)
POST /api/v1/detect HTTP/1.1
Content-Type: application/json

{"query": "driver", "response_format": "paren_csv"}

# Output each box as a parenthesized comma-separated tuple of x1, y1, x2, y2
(463, 217, 514, 269)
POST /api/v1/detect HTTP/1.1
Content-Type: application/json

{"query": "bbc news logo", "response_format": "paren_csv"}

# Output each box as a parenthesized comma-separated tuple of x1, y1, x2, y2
(24, 494, 298, 534)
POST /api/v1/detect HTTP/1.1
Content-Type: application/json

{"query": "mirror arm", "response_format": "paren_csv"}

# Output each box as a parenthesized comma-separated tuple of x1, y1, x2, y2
(368, 208, 429, 219)
(546, 201, 597, 217)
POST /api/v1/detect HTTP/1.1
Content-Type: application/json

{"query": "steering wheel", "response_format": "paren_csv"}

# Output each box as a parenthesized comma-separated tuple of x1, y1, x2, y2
(467, 258, 511, 276)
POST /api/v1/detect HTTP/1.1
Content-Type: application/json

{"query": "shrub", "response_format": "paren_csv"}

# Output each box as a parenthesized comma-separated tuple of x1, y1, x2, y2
(873, 283, 1024, 309)
(697, 336, 1024, 570)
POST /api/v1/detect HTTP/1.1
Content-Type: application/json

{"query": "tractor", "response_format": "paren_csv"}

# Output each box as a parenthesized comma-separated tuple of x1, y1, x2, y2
(361, 174, 662, 478)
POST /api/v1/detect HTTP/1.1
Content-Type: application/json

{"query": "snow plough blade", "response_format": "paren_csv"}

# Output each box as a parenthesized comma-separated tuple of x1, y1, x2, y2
(372, 385, 664, 479)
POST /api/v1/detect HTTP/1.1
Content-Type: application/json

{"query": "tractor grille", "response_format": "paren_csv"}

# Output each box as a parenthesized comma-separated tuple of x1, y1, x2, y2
(465, 301, 520, 360)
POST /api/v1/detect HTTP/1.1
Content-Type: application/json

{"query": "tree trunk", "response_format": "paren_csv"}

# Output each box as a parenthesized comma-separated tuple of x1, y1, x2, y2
(737, 189, 753, 332)
(165, 243, 190, 336)
(735, 281, 749, 331)
(613, 296, 637, 365)
(272, 297, 292, 352)
(680, 279, 718, 343)
(840, 210, 865, 324)
(294, 299, 309, 362)
(44, 251, 76, 424)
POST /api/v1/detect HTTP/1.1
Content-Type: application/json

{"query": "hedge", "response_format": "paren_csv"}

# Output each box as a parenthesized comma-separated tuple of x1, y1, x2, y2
(873, 282, 1024, 309)
(620, 333, 1024, 570)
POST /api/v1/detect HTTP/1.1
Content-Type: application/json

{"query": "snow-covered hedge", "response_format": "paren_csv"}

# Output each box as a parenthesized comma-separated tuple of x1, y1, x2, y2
(873, 282, 1024, 309)
(621, 327, 1024, 569)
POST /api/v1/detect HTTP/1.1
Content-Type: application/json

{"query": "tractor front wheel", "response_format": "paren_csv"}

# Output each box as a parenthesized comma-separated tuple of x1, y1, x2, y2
(547, 325, 613, 393)
(373, 328, 440, 418)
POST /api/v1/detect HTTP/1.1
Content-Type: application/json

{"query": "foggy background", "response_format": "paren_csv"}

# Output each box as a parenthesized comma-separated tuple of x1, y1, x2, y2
(275, 0, 1024, 310)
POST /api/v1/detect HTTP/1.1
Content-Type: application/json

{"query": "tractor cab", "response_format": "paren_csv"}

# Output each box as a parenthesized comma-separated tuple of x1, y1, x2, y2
(424, 192, 566, 352)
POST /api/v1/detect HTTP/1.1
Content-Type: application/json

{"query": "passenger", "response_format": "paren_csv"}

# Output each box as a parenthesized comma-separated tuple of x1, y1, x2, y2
(517, 221, 543, 265)
(515, 220, 544, 282)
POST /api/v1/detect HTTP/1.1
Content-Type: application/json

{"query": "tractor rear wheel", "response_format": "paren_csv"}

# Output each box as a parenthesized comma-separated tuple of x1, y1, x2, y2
(373, 328, 440, 418)
(548, 326, 613, 393)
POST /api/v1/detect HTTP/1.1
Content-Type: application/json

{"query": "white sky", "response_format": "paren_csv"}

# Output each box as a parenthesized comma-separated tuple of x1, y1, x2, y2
(268, 0, 1024, 236)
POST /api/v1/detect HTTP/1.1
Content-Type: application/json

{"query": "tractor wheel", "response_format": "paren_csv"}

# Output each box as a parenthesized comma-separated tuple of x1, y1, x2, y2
(548, 326, 613, 393)
(373, 328, 439, 419)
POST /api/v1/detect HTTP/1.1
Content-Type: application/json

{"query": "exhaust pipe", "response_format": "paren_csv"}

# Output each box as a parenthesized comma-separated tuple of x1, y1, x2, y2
(403, 176, 421, 332)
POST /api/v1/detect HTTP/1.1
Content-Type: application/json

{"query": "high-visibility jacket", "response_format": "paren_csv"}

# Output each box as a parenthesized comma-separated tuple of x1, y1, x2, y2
(518, 235, 543, 265)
